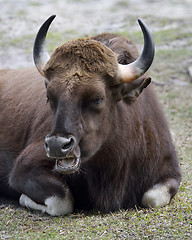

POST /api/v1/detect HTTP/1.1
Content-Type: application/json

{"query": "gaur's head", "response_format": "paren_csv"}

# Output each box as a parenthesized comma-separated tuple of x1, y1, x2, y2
(33, 15, 154, 174)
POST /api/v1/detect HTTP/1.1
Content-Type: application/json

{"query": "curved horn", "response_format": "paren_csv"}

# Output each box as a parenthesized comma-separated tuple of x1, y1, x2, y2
(117, 19, 155, 83)
(33, 15, 56, 76)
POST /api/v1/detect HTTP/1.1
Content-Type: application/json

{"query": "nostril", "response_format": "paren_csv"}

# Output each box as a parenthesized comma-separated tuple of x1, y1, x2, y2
(45, 141, 48, 149)
(62, 137, 74, 150)
(44, 138, 51, 155)
(44, 140, 50, 152)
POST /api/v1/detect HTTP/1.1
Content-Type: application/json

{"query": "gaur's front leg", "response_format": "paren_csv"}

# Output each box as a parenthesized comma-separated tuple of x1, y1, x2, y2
(9, 143, 73, 216)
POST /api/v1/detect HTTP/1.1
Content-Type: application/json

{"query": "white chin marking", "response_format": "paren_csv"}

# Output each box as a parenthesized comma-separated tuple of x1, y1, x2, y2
(19, 189, 73, 216)
(141, 183, 171, 208)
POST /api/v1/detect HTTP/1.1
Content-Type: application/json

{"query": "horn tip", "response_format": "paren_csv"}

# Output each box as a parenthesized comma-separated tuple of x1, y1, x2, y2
(47, 15, 56, 23)
(50, 14, 56, 19)
(137, 18, 146, 28)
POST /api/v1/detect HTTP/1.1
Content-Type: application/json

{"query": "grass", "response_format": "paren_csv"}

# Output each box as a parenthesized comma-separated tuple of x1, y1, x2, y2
(0, 2, 192, 239)
(0, 197, 191, 239)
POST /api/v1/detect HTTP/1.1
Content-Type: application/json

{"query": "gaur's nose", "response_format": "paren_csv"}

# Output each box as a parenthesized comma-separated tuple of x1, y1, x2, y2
(44, 135, 76, 158)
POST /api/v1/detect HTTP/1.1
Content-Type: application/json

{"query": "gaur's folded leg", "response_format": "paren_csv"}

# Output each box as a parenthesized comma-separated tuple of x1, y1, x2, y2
(141, 178, 180, 208)
(9, 143, 73, 216)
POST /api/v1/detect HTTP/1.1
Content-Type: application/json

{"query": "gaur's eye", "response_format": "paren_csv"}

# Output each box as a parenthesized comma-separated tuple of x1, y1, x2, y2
(82, 91, 105, 112)
(46, 94, 57, 110)
(46, 96, 53, 104)
(92, 98, 103, 105)
(46, 97, 50, 104)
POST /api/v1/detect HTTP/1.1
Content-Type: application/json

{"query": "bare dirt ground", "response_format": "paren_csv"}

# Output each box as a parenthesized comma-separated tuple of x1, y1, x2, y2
(0, 0, 191, 239)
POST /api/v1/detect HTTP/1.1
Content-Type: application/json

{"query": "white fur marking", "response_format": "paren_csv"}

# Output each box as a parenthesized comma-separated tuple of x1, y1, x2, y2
(45, 193, 73, 216)
(19, 194, 47, 213)
(141, 183, 171, 208)
(19, 188, 73, 216)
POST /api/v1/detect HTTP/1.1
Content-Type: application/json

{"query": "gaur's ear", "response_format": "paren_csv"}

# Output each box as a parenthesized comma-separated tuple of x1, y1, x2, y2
(111, 76, 151, 102)
(44, 78, 49, 88)
(123, 77, 151, 103)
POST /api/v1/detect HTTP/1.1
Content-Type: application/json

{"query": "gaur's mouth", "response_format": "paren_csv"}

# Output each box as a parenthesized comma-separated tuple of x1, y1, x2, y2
(55, 156, 80, 174)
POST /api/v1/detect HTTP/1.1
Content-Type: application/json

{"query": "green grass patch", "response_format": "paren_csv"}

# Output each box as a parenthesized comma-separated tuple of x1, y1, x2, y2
(154, 28, 192, 45)
(0, 198, 191, 239)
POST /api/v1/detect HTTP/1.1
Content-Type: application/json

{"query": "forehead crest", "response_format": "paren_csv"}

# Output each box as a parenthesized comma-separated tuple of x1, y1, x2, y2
(43, 38, 118, 79)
